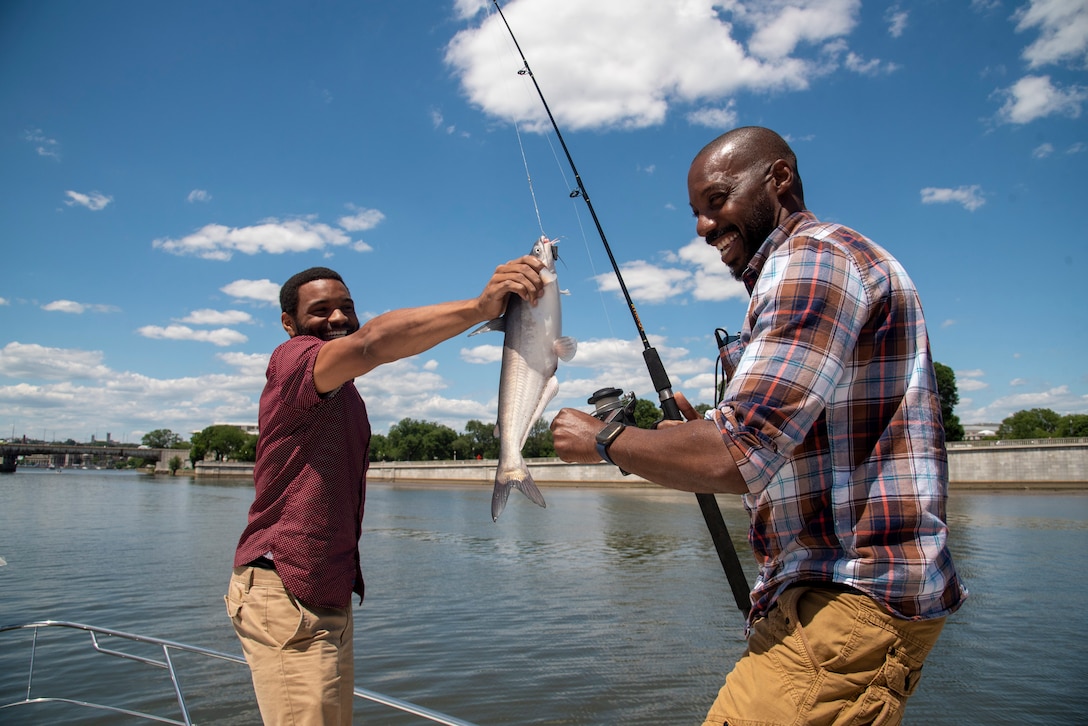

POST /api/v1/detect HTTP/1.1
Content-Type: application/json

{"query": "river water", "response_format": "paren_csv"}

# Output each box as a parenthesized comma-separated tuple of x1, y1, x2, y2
(0, 469, 1085, 725)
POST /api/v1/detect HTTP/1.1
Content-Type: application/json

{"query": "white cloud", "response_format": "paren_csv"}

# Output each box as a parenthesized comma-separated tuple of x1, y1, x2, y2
(996, 74, 1087, 124)
(920, 185, 986, 211)
(187, 189, 212, 203)
(177, 309, 254, 325)
(0, 341, 266, 439)
(961, 385, 1086, 423)
(24, 128, 60, 159)
(686, 104, 739, 130)
(886, 8, 908, 38)
(460, 344, 503, 365)
(1033, 142, 1055, 158)
(1014, 0, 1088, 69)
(596, 260, 692, 303)
(338, 204, 385, 232)
(1010, 377, 1028, 386)
(221, 279, 281, 304)
(0, 297, 10, 306)
(136, 324, 248, 347)
(42, 300, 119, 314)
(675, 238, 749, 302)
(445, 0, 863, 132)
(959, 378, 990, 392)
(152, 218, 352, 260)
(64, 190, 112, 211)
(0, 342, 112, 381)
(217, 351, 270, 377)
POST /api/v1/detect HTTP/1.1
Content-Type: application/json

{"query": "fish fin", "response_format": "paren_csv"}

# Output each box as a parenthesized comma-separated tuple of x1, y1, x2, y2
(515, 475, 547, 509)
(492, 468, 547, 521)
(554, 336, 577, 362)
(468, 317, 506, 337)
(519, 377, 559, 450)
(491, 480, 513, 522)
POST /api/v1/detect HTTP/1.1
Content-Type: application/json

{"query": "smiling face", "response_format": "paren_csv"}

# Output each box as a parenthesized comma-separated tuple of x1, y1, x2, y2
(282, 278, 360, 341)
(687, 147, 781, 281)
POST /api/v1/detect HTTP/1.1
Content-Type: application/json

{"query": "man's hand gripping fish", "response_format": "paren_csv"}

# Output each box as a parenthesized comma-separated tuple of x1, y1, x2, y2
(470, 236, 576, 521)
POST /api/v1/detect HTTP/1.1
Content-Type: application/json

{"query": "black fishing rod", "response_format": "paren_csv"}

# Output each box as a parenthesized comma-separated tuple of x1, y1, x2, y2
(491, 0, 750, 616)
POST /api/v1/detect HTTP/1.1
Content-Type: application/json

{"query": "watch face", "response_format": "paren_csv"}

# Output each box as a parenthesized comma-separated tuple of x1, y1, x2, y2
(596, 421, 624, 445)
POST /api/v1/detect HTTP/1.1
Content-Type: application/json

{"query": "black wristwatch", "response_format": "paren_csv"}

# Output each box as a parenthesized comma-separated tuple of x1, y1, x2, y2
(595, 421, 626, 466)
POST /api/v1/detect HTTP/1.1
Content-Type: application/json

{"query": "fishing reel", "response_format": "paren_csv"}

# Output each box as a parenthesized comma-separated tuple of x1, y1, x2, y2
(587, 387, 637, 426)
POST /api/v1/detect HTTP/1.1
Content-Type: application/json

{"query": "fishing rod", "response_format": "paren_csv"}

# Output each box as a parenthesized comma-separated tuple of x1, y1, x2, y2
(491, 0, 751, 615)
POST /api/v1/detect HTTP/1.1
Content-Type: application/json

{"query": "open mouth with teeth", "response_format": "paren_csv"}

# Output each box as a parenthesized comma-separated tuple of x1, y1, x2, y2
(707, 228, 742, 264)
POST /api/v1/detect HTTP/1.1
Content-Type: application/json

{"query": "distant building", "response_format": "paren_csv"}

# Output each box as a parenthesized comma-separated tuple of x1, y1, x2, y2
(216, 422, 260, 437)
(963, 423, 1000, 440)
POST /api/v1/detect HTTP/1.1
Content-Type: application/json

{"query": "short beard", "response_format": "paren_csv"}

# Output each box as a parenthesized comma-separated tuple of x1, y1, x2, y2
(735, 193, 777, 279)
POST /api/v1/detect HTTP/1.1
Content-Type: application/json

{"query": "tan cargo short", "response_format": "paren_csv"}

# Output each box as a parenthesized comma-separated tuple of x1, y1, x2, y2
(226, 565, 355, 726)
(702, 583, 946, 726)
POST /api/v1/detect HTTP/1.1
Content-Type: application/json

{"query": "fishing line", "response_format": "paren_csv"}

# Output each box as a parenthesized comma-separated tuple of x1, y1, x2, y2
(489, 0, 751, 614)
(483, 0, 618, 340)
(511, 120, 546, 237)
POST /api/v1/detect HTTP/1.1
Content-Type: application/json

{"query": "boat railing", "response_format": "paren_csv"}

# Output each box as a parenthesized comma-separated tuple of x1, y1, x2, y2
(0, 620, 478, 726)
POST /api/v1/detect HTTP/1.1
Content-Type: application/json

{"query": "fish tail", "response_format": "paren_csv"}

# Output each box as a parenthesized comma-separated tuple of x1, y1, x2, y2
(491, 467, 547, 522)
(491, 480, 514, 522)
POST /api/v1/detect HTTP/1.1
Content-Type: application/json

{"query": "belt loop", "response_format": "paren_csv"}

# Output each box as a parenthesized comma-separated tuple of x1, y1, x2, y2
(244, 563, 256, 592)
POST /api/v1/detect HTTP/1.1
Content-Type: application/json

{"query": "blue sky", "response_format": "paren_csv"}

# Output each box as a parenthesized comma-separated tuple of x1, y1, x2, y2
(2, 0, 1086, 443)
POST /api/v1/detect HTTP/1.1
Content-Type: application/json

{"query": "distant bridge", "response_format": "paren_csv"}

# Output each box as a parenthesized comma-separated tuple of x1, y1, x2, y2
(0, 443, 179, 473)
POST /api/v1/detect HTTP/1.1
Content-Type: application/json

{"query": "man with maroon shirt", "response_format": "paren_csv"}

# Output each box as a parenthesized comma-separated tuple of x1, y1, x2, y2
(226, 258, 545, 725)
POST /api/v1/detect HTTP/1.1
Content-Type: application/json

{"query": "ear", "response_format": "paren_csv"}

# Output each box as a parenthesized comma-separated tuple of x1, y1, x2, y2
(769, 159, 793, 196)
(281, 311, 297, 337)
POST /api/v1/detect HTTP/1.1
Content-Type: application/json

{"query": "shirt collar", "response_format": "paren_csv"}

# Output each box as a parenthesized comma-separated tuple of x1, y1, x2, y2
(741, 210, 817, 294)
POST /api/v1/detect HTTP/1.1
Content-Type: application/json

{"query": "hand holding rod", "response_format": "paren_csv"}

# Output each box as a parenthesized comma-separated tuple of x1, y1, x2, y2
(492, 0, 750, 615)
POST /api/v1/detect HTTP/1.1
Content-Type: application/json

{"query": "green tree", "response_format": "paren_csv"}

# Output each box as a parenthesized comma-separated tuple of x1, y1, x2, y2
(386, 418, 458, 461)
(997, 408, 1061, 439)
(368, 433, 391, 462)
(190, 425, 250, 461)
(632, 398, 662, 429)
(523, 418, 555, 458)
(142, 428, 182, 448)
(933, 362, 965, 442)
(458, 419, 500, 460)
(1056, 414, 1088, 438)
(168, 455, 183, 475)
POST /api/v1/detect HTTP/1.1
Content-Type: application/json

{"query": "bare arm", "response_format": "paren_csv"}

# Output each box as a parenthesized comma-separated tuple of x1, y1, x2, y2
(312, 255, 544, 394)
(549, 392, 750, 495)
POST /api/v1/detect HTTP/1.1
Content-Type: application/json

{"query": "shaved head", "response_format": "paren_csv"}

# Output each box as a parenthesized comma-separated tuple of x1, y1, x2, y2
(695, 127, 804, 202)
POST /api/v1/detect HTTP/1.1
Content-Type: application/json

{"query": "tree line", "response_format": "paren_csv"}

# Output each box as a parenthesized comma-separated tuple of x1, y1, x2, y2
(140, 363, 1084, 463)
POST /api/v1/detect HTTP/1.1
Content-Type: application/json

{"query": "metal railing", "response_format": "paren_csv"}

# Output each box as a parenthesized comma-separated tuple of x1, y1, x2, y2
(947, 436, 1088, 449)
(0, 620, 478, 726)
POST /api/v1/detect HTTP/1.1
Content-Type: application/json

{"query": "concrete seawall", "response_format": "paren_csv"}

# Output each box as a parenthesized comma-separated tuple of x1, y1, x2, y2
(194, 439, 1088, 490)
(365, 439, 1088, 490)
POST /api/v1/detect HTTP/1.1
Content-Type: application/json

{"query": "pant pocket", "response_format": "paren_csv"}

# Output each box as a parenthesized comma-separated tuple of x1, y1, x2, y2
(225, 578, 245, 620)
(834, 649, 919, 726)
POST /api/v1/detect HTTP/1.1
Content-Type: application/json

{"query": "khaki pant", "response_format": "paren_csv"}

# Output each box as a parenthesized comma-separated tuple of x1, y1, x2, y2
(226, 566, 355, 726)
(702, 584, 946, 726)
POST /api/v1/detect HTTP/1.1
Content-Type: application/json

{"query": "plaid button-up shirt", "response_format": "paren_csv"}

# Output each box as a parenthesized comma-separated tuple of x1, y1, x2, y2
(712, 211, 966, 623)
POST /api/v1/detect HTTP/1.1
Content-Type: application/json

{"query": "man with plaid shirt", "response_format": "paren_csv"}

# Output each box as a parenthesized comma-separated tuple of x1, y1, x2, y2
(551, 126, 966, 725)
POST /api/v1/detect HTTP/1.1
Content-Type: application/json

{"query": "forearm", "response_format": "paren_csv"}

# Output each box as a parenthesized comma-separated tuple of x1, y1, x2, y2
(612, 423, 749, 494)
(315, 298, 485, 392)
(550, 409, 749, 495)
